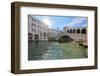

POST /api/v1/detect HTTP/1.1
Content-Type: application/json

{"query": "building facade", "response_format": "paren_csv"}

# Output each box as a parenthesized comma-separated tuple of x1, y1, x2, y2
(63, 26, 87, 34)
(63, 26, 87, 46)
(28, 15, 48, 41)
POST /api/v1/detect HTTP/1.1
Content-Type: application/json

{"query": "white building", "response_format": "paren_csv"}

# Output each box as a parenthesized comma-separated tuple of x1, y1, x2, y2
(63, 26, 87, 46)
(63, 26, 87, 34)
(48, 29, 59, 39)
(28, 15, 48, 41)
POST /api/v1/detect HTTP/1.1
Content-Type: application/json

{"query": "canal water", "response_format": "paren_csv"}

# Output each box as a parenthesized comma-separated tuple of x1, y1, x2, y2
(28, 41, 88, 60)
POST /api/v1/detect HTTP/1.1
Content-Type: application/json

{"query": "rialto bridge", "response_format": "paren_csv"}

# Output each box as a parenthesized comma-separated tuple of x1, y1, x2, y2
(49, 28, 87, 46)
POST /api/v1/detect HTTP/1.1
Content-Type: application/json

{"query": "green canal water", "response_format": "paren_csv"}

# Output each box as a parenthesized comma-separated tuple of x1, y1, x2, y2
(28, 41, 88, 60)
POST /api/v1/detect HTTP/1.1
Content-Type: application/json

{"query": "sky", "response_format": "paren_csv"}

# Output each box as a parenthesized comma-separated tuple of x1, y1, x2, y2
(32, 15, 87, 30)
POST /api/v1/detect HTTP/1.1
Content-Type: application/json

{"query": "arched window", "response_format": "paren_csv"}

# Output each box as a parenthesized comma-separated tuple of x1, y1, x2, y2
(77, 29, 80, 33)
(43, 32, 46, 37)
(67, 30, 70, 33)
(81, 29, 86, 34)
(70, 29, 72, 33)
(34, 34, 39, 40)
(73, 29, 76, 33)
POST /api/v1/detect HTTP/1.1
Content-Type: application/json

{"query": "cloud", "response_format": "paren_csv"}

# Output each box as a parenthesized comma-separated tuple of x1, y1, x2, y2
(81, 24, 87, 27)
(65, 18, 87, 27)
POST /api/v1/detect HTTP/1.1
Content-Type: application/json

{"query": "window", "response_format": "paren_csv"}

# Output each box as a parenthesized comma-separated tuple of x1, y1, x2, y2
(81, 29, 86, 34)
(34, 24, 36, 27)
(43, 33, 46, 37)
(67, 30, 69, 33)
(32, 23, 36, 27)
(34, 29, 36, 33)
(34, 34, 39, 40)
(77, 29, 80, 33)
(32, 28, 33, 32)
(73, 29, 76, 33)
(32, 23, 33, 26)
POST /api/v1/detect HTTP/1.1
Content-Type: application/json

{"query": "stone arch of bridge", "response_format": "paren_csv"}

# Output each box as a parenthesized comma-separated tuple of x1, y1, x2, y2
(55, 33, 74, 41)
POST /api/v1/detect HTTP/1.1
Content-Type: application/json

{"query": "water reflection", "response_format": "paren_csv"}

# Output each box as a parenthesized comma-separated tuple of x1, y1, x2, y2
(28, 41, 88, 60)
